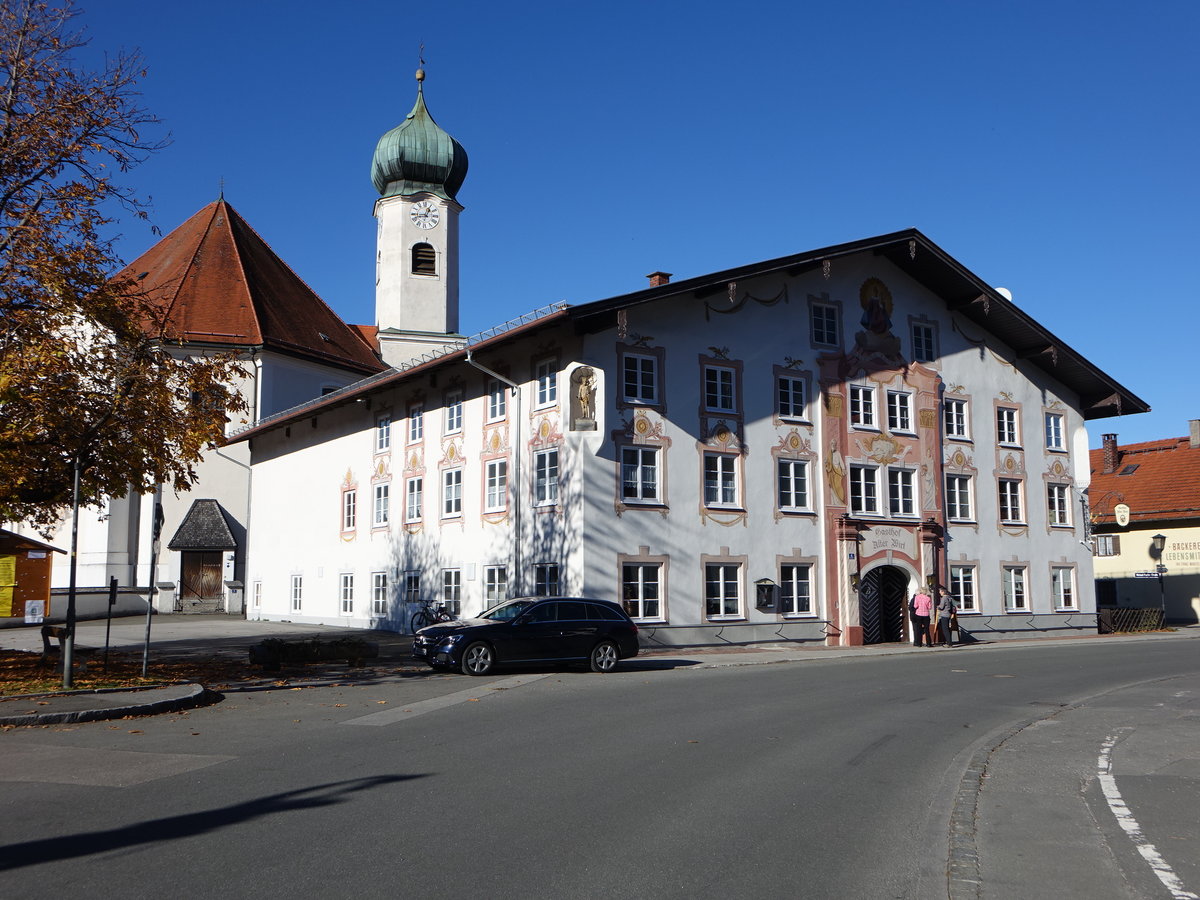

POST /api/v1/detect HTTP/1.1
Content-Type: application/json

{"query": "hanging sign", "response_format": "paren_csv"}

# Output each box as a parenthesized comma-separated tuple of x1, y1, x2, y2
(1114, 503, 1131, 528)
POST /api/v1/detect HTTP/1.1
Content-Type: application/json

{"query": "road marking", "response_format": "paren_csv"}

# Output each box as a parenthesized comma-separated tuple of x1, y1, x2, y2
(1097, 732, 1199, 900)
(341, 674, 550, 726)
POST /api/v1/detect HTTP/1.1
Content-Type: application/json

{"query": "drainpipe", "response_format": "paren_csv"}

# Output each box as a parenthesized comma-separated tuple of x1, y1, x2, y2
(465, 350, 523, 596)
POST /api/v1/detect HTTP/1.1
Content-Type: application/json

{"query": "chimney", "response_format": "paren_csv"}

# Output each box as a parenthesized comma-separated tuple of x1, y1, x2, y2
(646, 271, 672, 287)
(1190, 419, 1200, 449)
(1102, 433, 1119, 473)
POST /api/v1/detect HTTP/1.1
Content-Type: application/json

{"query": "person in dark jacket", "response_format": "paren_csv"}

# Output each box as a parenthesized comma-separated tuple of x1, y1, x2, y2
(936, 587, 957, 647)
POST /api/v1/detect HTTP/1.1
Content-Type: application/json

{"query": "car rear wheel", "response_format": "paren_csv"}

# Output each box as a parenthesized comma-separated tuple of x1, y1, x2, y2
(461, 642, 494, 676)
(589, 640, 619, 673)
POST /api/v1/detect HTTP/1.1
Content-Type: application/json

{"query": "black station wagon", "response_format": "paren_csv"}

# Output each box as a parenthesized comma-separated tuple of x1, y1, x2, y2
(412, 596, 640, 675)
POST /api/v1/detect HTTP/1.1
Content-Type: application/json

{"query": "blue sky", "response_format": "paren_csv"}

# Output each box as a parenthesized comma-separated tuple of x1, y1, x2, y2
(80, 0, 1196, 448)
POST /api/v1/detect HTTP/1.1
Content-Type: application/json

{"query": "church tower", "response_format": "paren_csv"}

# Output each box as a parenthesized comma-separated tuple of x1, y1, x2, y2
(370, 68, 469, 366)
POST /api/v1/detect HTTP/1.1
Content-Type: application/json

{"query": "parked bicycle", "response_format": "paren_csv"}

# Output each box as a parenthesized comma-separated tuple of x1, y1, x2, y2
(410, 599, 455, 632)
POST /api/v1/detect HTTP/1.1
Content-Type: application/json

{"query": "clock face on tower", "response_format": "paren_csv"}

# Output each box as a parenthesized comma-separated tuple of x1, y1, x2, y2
(410, 200, 440, 230)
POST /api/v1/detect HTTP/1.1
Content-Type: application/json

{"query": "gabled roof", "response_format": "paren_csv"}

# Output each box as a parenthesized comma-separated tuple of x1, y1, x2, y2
(1089, 436, 1200, 526)
(0, 528, 65, 554)
(120, 199, 385, 375)
(168, 499, 238, 551)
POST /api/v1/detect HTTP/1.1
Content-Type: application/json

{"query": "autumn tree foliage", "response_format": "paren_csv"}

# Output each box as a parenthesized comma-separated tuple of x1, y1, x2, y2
(0, 0, 247, 533)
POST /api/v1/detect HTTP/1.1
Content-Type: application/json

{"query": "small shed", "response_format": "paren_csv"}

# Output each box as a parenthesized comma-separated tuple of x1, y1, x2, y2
(0, 529, 65, 622)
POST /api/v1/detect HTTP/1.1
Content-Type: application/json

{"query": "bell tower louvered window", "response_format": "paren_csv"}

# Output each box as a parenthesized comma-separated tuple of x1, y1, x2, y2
(411, 243, 437, 275)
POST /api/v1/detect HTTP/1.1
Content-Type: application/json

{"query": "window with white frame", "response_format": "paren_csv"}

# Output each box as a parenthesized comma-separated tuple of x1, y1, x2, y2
(405, 477, 423, 522)
(911, 322, 936, 363)
(1044, 412, 1065, 451)
(442, 569, 461, 617)
(949, 565, 976, 612)
(850, 464, 880, 514)
(341, 489, 356, 531)
(252, 580, 262, 610)
(1052, 567, 1076, 610)
(704, 563, 742, 619)
(290, 575, 302, 612)
(777, 459, 810, 512)
(373, 483, 390, 527)
(443, 468, 463, 517)
(944, 398, 969, 439)
(1047, 483, 1071, 527)
(996, 407, 1019, 445)
(485, 460, 508, 512)
(371, 572, 388, 616)
(999, 478, 1023, 524)
(1002, 565, 1028, 611)
(887, 390, 913, 432)
(888, 468, 916, 516)
(780, 563, 813, 616)
(339, 573, 354, 615)
(376, 416, 391, 453)
(703, 453, 738, 506)
(777, 376, 806, 420)
(623, 354, 658, 404)
(945, 474, 973, 521)
(811, 303, 838, 346)
(704, 366, 736, 413)
(534, 448, 559, 505)
(535, 359, 557, 408)
(622, 563, 662, 620)
(534, 563, 560, 597)
(487, 379, 507, 421)
(484, 566, 508, 604)
(621, 446, 660, 502)
(404, 571, 420, 605)
(408, 405, 424, 443)
(445, 391, 462, 434)
(849, 384, 876, 428)
(1094, 534, 1120, 557)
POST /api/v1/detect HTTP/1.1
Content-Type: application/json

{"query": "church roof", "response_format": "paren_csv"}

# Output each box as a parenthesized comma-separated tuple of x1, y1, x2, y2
(120, 199, 385, 375)
(370, 78, 468, 201)
(168, 499, 238, 551)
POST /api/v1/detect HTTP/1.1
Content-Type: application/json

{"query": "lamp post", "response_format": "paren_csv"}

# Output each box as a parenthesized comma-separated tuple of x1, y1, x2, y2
(1151, 533, 1167, 626)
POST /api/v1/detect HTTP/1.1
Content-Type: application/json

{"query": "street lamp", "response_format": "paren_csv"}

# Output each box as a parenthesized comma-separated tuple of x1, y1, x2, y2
(1151, 533, 1167, 625)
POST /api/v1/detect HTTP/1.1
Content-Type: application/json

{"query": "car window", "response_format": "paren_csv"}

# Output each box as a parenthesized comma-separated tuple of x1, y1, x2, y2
(557, 601, 587, 621)
(523, 602, 558, 623)
(482, 599, 536, 622)
(594, 604, 623, 621)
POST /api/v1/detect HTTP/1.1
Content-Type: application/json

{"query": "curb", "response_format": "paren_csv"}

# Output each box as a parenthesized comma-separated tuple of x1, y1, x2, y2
(0, 683, 221, 727)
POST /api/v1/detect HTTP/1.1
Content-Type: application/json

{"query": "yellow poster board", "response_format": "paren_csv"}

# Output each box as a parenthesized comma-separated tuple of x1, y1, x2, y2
(0, 554, 15, 617)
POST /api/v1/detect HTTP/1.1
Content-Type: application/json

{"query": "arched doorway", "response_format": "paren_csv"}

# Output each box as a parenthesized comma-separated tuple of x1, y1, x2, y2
(859, 565, 909, 644)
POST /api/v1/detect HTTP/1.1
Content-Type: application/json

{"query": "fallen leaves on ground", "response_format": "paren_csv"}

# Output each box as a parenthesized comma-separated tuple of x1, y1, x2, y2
(0, 649, 251, 696)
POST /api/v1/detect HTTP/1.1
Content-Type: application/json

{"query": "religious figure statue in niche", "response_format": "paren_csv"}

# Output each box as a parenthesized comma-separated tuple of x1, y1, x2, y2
(854, 277, 902, 356)
(571, 366, 597, 430)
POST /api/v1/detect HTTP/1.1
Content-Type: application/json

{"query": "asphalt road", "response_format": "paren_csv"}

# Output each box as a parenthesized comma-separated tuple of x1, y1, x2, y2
(1, 637, 1197, 899)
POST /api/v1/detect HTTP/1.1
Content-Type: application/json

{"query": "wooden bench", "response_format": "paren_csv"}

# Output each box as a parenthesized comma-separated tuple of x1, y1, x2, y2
(40, 625, 98, 670)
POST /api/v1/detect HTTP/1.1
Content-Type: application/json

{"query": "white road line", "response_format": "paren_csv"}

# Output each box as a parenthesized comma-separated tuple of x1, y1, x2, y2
(341, 673, 550, 726)
(1097, 732, 1199, 900)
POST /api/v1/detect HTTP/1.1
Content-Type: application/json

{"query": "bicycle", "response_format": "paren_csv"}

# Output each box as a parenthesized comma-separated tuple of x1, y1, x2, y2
(410, 599, 455, 632)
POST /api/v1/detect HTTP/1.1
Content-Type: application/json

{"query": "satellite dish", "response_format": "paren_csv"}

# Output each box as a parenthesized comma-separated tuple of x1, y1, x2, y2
(995, 287, 1013, 301)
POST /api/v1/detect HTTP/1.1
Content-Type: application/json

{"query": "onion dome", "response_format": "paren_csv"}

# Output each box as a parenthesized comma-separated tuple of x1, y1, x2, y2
(370, 69, 468, 201)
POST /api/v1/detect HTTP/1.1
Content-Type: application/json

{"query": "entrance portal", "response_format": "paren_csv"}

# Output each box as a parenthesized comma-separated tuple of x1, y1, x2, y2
(859, 565, 908, 644)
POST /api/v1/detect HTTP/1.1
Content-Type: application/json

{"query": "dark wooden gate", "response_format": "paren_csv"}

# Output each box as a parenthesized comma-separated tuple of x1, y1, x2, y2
(860, 566, 908, 644)
(180, 551, 223, 603)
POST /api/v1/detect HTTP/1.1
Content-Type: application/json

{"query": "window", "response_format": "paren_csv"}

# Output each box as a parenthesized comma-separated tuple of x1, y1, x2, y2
(535, 359, 557, 408)
(372, 572, 389, 616)
(1047, 483, 1071, 527)
(487, 379, 507, 421)
(341, 489, 356, 531)
(944, 399, 969, 439)
(411, 242, 436, 275)
(997, 407, 1019, 445)
(703, 453, 738, 506)
(373, 483, 390, 527)
(888, 468, 916, 516)
(780, 564, 813, 616)
(484, 566, 508, 604)
(999, 478, 1023, 524)
(1044, 412, 1065, 451)
(850, 464, 880, 515)
(443, 468, 462, 517)
(622, 564, 662, 620)
(621, 446, 660, 502)
(339, 573, 354, 615)
(811, 303, 838, 346)
(252, 580, 262, 610)
(442, 569, 461, 617)
(777, 376, 806, 420)
(949, 566, 976, 612)
(534, 564, 560, 597)
(623, 354, 658, 404)
(485, 460, 508, 512)
(1052, 567, 1076, 610)
(290, 575, 302, 612)
(1002, 566, 1027, 611)
(849, 385, 876, 428)
(404, 571, 420, 605)
(911, 323, 936, 363)
(777, 459, 810, 512)
(445, 391, 462, 434)
(945, 474, 973, 521)
(376, 416, 391, 452)
(705, 563, 742, 619)
(408, 405, 424, 443)
(704, 366, 736, 413)
(405, 477, 423, 522)
(534, 448, 559, 505)
(886, 391, 912, 432)
(1094, 534, 1120, 557)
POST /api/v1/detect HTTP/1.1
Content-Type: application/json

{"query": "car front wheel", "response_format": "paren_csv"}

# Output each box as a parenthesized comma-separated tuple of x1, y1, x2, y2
(461, 642, 494, 676)
(589, 640, 619, 673)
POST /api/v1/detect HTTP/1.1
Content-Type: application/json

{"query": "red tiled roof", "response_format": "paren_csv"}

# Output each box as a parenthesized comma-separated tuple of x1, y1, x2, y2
(118, 200, 385, 375)
(1089, 436, 1200, 525)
